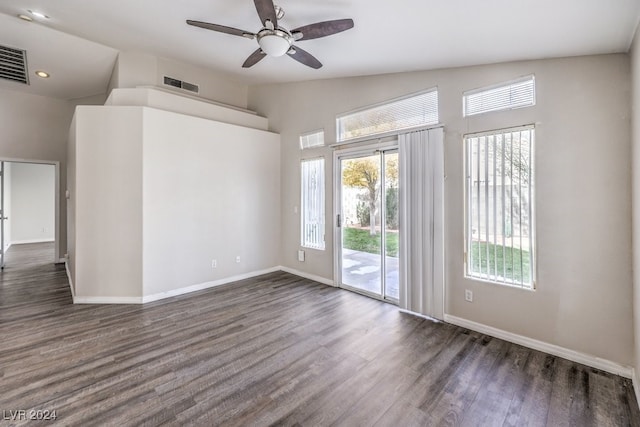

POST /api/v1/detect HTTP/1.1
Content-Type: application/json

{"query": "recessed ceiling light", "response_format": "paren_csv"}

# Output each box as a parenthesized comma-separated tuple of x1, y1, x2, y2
(27, 10, 49, 19)
(35, 70, 50, 78)
(17, 14, 33, 22)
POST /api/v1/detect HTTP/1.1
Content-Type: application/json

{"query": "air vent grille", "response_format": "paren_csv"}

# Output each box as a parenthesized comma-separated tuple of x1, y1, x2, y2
(0, 45, 28, 85)
(163, 76, 199, 94)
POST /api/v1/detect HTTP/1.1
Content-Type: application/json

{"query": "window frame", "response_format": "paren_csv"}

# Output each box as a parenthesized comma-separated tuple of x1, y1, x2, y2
(300, 156, 326, 251)
(463, 125, 536, 290)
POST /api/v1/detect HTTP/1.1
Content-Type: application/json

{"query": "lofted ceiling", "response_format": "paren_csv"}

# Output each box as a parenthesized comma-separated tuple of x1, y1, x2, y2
(0, 0, 639, 100)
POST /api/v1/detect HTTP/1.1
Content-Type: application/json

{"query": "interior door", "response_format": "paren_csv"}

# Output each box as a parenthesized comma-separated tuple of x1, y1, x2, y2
(337, 149, 399, 302)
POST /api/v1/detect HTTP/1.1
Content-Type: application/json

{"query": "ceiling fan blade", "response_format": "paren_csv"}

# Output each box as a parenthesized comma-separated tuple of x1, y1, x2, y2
(242, 49, 267, 68)
(287, 46, 322, 69)
(254, 0, 278, 27)
(187, 20, 255, 38)
(291, 19, 354, 41)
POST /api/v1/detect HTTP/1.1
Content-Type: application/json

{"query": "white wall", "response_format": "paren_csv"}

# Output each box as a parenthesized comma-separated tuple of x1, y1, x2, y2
(9, 162, 55, 244)
(630, 27, 640, 387)
(67, 114, 77, 291)
(0, 87, 73, 259)
(3, 162, 11, 253)
(248, 54, 633, 367)
(142, 108, 281, 296)
(72, 106, 144, 299)
(111, 52, 249, 109)
(70, 96, 281, 301)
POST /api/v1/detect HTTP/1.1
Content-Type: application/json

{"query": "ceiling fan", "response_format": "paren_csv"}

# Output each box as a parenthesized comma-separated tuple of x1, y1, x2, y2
(187, 0, 354, 69)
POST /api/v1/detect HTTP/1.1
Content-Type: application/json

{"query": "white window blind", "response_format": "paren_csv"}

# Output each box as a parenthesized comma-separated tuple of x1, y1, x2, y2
(301, 158, 325, 250)
(465, 126, 535, 289)
(336, 89, 439, 142)
(464, 76, 535, 117)
(300, 129, 325, 150)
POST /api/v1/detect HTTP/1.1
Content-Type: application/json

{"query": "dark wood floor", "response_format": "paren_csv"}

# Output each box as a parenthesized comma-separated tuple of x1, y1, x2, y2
(1, 243, 639, 426)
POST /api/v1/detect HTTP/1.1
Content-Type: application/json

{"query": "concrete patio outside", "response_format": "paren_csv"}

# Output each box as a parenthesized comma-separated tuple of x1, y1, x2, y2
(341, 248, 399, 300)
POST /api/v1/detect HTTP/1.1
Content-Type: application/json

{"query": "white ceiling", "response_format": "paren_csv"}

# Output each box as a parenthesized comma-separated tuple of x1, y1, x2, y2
(0, 0, 639, 100)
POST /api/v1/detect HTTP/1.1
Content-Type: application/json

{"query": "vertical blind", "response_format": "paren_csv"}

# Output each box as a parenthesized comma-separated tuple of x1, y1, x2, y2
(301, 158, 325, 250)
(336, 89, 439, 142)
(465, 126, 535, 288)
(463, 76, 535, 117)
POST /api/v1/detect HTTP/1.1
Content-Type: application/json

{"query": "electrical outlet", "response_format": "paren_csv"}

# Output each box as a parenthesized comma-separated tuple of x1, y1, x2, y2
(465, 289, 473, 302)
(211, 259, 217, 268)
(235, 256, 241, 263)
(298, 250, 305, 262)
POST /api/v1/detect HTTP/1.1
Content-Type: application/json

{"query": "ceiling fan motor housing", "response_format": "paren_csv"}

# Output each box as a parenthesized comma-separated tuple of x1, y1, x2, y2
(257, 28, 293, 57)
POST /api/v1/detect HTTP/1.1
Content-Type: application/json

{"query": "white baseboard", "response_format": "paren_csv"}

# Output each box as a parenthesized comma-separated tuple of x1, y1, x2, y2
(65, 261, 75, 300)
(74, 296, 143, 304)
(633, 369, 640, 401)
(67, 265, 332, 305)
(11, 238, 55, 245)
(141, 266, 282, 303)
(399, 308, 442, 323)
(444, 314, 633, 379)
(279, 266, 335, 286)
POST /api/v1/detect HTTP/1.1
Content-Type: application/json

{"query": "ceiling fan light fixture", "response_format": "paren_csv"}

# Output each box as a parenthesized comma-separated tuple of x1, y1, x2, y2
(257, 30, 292, 57)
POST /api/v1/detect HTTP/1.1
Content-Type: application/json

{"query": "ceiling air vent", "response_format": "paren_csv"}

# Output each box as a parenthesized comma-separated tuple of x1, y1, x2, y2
(163, 76, 199, 94)
(0, 45, 28, 85)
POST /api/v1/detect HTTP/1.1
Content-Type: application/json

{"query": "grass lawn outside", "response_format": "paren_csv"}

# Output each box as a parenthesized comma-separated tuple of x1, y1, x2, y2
(469, 241, 531, 285)
(343, 227, 398, 257)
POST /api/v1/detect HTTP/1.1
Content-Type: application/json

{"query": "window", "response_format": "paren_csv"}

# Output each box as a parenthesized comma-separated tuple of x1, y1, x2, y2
(465, 126, 535, 288)
(301, 158, 325, 250)
(464, 75, 535, 117)
(300, 129, 325, 150)
(336, 89, 439, 142)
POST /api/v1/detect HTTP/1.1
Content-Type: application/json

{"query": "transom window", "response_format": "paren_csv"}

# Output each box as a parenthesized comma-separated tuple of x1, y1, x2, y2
(300, 129, 325, 150)
(464, 75, 535, 117)
(464, 126, 535, 289)
(336, 89, 439, 142)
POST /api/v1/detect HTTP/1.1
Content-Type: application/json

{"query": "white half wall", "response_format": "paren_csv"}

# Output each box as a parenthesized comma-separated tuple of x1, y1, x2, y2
(142, 108, 281, 296)
(72, 106, 144, 299)
(9, 162, 55, 244)
(69, 95, 281, 301)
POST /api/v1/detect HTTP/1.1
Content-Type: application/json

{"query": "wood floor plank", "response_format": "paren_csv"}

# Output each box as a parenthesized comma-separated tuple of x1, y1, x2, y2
(1, 243, 639, 426)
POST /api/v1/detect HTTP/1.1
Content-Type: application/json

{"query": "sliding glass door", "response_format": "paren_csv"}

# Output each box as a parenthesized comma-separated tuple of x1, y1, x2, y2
(337, 149, 399, 302)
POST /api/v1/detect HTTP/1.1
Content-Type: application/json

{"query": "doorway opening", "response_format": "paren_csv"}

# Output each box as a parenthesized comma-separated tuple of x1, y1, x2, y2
(335, 145, 399, 303)
(0, 160, 59, 270)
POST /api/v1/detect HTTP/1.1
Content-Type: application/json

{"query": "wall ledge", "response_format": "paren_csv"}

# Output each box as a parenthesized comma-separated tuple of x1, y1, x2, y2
(444, 314, 633, 379)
